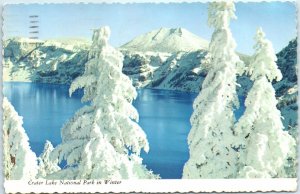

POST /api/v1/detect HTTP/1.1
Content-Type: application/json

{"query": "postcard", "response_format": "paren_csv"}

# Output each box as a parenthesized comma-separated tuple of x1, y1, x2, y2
(2, 1, 298, 193)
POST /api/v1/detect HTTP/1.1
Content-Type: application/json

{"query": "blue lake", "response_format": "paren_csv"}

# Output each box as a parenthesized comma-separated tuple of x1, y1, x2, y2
(3, 82, 244, 179)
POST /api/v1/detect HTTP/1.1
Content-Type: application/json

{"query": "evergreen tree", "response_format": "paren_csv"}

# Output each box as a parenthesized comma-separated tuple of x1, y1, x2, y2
(37, 140, 60, 178)
(183, 1, 244, 178)
(51, 26, 157, 179)
(234, 28, 296, 178)
(3, 97, 38, 179)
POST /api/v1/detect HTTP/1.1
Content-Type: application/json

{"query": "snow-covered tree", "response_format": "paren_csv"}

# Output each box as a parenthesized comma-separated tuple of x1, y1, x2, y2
(51, 26, 157, 179)
(37, 140, 60, 178)
(3, 97, 38, 179)
(183, 1, 244, 179)
(234, 28, 296, 178)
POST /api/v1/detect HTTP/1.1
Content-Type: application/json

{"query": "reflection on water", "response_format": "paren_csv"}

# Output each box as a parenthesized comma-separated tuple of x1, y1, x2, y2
(4, 82, 244, 179)
(135, 89, 196, 178)
(3, 82, 86, 154)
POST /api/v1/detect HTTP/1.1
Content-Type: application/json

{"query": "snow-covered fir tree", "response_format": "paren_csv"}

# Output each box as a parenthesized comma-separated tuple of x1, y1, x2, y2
(183, 1, 244, 179)
(3, 97, 38, 179)
(37, 140, 60, 178)
(50, 26, 157, 179)
(234, 28, 296, 178)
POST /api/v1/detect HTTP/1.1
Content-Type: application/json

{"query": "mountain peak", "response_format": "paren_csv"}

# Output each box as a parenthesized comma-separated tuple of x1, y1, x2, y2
(120, 27, 208, 53)
(170, 27, 183, 35)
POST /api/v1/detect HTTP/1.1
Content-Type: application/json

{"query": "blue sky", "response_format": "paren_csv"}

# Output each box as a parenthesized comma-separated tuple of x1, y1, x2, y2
(3, 2, 296, 54)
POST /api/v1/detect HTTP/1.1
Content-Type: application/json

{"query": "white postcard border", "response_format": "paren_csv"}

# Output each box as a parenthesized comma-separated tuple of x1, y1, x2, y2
(4, 179, 298, 193)
(1, 0, 299, 193)
(0, 0, 298, 5)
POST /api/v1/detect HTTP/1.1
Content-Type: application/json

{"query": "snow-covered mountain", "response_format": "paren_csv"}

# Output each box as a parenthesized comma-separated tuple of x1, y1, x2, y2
(3, 37, 88, 83)
(121, 27, 209, 53)
(122, 50, 208, 92)
(273, 39, 298, 132)
(3, 32, 297, 134)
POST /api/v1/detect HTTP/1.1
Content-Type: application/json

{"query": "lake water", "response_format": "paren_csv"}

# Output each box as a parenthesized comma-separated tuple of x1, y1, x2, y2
(3, 82, 244, 179)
